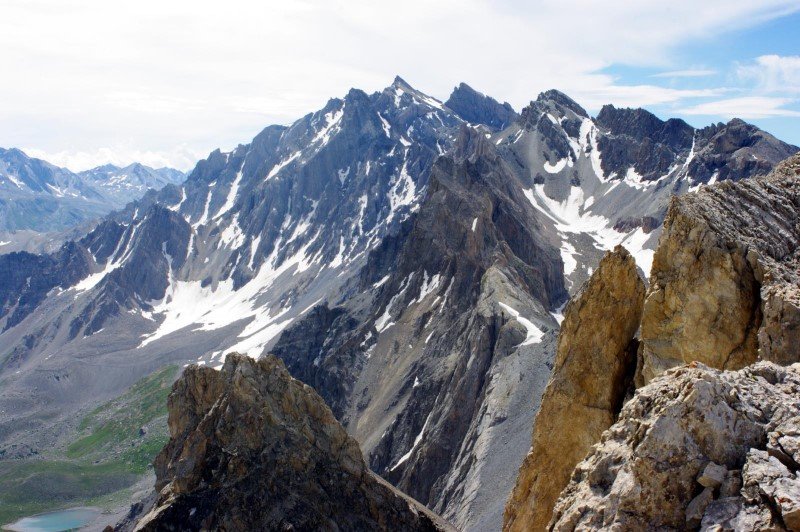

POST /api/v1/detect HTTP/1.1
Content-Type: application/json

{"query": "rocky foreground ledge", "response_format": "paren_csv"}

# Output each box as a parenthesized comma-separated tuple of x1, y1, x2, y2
(552, 362, 800, 531)
(129, 353, 454, 531)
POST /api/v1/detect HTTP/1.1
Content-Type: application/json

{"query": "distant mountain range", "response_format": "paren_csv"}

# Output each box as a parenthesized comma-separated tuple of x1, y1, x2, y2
(0, 148, 184, 233)
(0, 77, 796, 530)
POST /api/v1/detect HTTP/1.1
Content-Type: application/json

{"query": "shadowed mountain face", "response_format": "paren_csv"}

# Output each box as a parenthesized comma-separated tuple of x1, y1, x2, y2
(445, 83, 519, 131)
(0, 148, 183, 233)
(0, 78, 796, 530)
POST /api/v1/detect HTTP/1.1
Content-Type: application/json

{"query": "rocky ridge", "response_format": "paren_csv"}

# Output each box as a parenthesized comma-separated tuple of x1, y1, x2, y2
(503, 246, 645, 531)
(504, 153, 800, 531)
(0, 148, 183, 233)
(551, 362, 800, 531)
(640, 153, 800, 382)
(133, 353, 453, 531)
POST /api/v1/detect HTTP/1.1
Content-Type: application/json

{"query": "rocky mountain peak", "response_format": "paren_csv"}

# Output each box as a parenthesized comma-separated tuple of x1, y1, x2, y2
(596, 104, 694, 149)
(133, 352, 453, 531)
(519, 91, 586, 128)
(445, 82, 518, 130)
(686, 118, 799, 183)
(536, 89, 588, 118)
(392, 74, 412, 89)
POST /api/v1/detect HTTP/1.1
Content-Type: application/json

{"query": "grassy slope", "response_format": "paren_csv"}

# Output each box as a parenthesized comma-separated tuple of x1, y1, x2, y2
(0, 365, 179, 525)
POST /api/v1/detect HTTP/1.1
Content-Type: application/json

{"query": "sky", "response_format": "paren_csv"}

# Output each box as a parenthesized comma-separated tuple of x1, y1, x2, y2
(1, 0, 799, 172)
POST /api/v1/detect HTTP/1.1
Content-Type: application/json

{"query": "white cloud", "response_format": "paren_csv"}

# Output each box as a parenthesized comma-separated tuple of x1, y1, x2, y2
(23, 145, 205, 172)
(737, 55, 800, 93)
(678, 96, 800, 118)
(1, 0, 799, 170)
(651, 69, 718, 78)
(571, 83, 729, 111)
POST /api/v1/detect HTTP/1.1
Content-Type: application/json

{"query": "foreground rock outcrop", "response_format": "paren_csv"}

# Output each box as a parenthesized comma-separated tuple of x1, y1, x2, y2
(503, 247, 645, 531)
(133, 353, 453, 531)
(505, 154, 800, 531)
(551, 362, 800, 531)
(640, 154, 800, 382)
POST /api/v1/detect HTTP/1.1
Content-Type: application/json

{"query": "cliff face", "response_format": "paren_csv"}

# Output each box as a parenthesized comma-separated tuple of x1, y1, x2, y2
(133, 353, 453, 532)
(503, 247, 645, 531)
(551, 362, 800, 531)
(505, 154, 800, 531)
(640, 154, 800, 382)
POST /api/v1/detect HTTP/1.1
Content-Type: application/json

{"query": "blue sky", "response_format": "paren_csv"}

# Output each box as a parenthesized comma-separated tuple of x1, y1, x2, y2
(0, 0, 798, 170)
(603, 11, 800, 145)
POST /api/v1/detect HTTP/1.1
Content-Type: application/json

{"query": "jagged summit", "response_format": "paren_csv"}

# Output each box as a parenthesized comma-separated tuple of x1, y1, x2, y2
(132, 353, 453, 531)
(535, 89, 588, 118)
(392, 74, 413, 90)
(596, 104, 694, 146)
(445, 82, 518, 130)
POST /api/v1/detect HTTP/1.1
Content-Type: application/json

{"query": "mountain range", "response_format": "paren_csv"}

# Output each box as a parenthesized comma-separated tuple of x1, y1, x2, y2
(0, 76, 796, 530)
(0, 148, 184, 235)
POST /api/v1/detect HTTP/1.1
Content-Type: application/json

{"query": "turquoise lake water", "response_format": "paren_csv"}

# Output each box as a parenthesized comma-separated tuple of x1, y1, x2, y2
(4, 507, 99, 532)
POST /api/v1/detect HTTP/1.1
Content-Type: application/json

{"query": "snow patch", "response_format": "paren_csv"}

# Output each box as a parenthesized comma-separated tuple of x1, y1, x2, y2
(620, 227, 656, 276)
(544, 158, 568, 174)
(390, 411, 433, 471)
(560, 240, 578, 275)
(312, 103, 345, 148)
(337, 166, 350, 185)
(267, 151, 302, 179)
(498, 302, 545, 345)
(214, 160, 245, 220)
(140, 234, 321, 349)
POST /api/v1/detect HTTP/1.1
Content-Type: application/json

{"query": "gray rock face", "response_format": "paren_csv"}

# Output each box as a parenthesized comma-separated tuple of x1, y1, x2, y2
(445, 82, 518, 131)
(0, 242, 93, 333)
(269, 125, 567, 529)
(595, 105, 695, 181)
(689, 118, 798, 183)
(550, 362, 800, 531)
(595, 106, 798, 186)
(134, 353, 453, 531)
